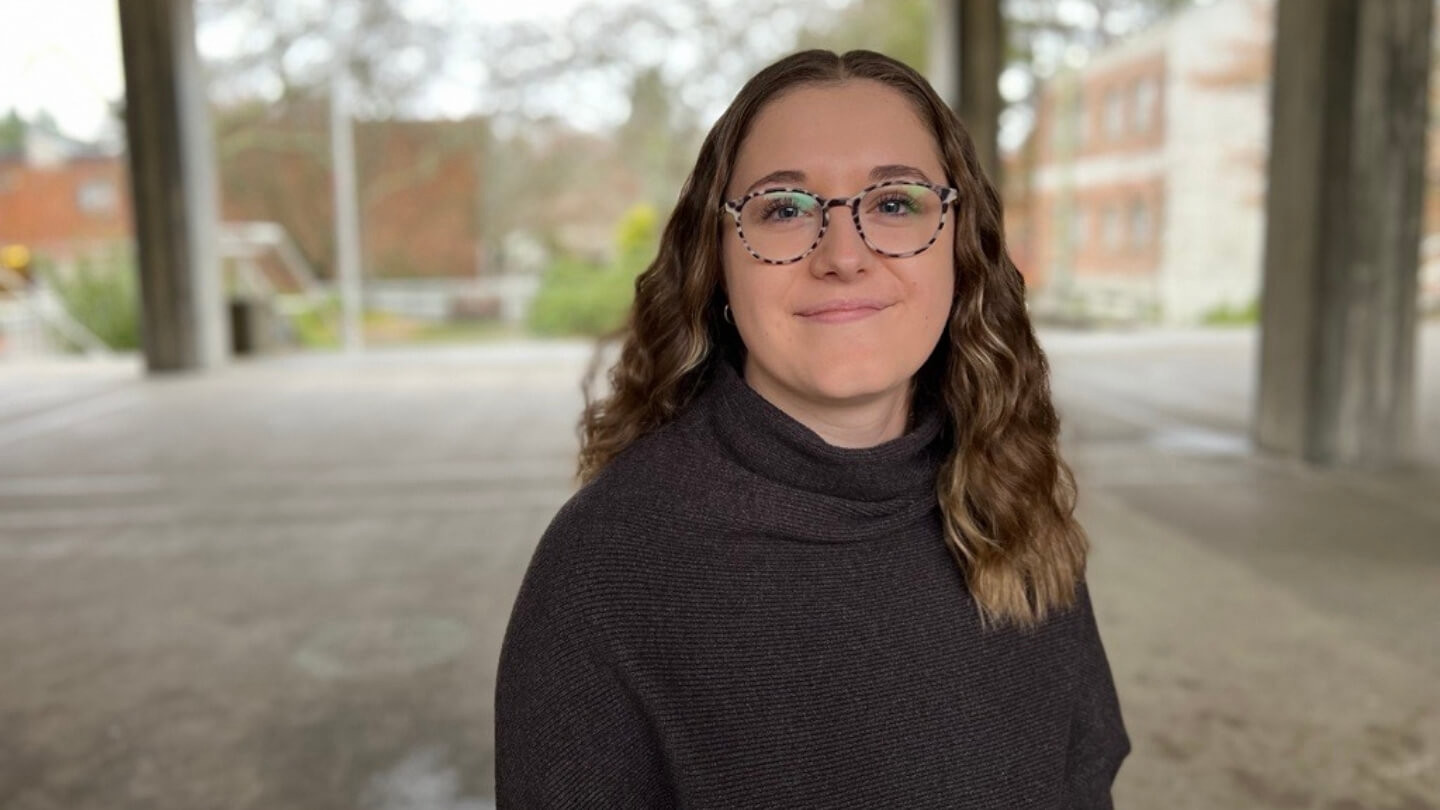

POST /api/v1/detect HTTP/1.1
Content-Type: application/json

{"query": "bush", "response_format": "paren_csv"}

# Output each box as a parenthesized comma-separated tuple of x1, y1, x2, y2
(40, 249, 142, 351)
(527, 204, 659, 337)
(1200, 297, 1260, 326)
(285, 293, 342, 349)
(527, 256, 631, 336)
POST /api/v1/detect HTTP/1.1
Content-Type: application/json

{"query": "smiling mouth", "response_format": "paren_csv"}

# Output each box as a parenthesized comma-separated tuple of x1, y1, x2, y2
(797, 304, 890, 323)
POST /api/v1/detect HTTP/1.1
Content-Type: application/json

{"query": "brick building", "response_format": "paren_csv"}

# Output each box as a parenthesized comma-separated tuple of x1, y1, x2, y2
(1015, 0, 1440, 325)
(1018, 0, 1276, 325)
(215, 105, 489, 281)
(0, 140, 132, 266)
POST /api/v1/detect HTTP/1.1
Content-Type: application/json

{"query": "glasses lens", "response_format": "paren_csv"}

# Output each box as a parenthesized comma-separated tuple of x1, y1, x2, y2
(858, 184, 945, 255)
(739, 190, 822, 262)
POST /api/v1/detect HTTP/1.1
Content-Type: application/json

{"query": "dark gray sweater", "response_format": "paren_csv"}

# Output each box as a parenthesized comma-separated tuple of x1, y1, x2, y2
(494, 358, 1130, 808)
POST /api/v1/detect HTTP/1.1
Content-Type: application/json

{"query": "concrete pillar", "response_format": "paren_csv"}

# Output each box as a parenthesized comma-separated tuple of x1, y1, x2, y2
(117, 0, 226, 372)
(930, 0, 1004, 185)
(1255, 0, 1433, 467)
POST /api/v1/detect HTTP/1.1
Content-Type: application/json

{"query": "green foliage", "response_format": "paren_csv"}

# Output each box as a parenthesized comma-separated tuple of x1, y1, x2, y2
(795, 0, 931, 68)
(614, 204, 659, 272)
(0, 109, 25, 153)
(1200, 297, 1260, 326)
(40, 250, 142, 351)
(527, 203, 659, 337)
(285, 293, 342, 349)
(526, 256, 633, 337)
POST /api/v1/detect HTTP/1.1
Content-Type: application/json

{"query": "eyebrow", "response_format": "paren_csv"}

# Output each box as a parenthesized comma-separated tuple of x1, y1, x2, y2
(741, 164, 935, 196)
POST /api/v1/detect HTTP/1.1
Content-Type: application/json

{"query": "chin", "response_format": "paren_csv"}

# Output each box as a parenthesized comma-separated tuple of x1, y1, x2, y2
(800, 358, 906, 403)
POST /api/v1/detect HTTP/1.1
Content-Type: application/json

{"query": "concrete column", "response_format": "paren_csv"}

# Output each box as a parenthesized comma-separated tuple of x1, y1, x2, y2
(118, 0, 226, 372)
(1255, 0, 1433, 467)
(930, 0, 1003, 185)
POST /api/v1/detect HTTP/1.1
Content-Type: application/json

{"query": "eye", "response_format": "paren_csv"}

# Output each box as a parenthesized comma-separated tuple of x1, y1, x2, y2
(752, 191, 820, 224)
(877, 196, 916, 215)
(866, 185, 930, 218)
(761, 201, 802, 220)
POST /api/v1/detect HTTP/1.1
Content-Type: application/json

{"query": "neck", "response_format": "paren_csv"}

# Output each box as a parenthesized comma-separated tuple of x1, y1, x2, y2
(742, 355, 914, 448)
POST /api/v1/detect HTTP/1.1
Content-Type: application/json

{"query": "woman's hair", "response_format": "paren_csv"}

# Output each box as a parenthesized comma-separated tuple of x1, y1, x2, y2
(575, 49, 1087, 630)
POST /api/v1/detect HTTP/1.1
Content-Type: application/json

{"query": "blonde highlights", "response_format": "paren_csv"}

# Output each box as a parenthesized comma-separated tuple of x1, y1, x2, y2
(576, 49, 1087, 629)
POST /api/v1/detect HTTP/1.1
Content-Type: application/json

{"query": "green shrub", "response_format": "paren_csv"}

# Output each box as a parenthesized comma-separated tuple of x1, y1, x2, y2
(527, 257, 629, 336)
(1200, 297, 1260, 326)
(40, 250, 142, 351)
(285, 293, 342, 349)
(527, 204, 659, 337)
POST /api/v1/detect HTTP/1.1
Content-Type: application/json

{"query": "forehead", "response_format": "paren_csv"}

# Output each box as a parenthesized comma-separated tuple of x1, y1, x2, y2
(731, 79, 942, 192)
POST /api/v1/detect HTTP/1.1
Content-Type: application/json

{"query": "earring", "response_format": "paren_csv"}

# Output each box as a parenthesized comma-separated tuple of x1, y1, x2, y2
(723, 304, 734, 325)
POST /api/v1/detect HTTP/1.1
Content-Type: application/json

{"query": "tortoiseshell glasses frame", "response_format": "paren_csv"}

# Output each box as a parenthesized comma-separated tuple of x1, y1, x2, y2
(720, 179, 960, 265)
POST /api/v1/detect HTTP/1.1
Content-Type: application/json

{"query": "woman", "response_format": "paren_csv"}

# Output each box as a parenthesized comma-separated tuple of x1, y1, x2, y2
(495, 49, 1130, 808)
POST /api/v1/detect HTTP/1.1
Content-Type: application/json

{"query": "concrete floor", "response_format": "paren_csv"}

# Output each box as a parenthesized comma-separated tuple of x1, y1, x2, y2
(0, 325, 1435, 809)
(1048, 326, 1440, 810)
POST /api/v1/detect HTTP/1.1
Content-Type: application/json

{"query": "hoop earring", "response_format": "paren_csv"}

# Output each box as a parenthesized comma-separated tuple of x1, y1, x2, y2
(723, 304, 734, 325)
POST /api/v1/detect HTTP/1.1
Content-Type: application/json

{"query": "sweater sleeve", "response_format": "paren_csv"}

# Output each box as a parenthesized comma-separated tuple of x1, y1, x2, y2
(493, 525, 673, 809)
(1064, 581, 1131, 809)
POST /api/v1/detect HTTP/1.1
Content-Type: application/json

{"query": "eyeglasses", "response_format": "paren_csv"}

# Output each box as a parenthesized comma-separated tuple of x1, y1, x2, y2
(720, 180, 959, 265)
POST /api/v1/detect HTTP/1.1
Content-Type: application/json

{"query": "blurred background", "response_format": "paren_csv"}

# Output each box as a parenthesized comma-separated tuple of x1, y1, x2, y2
(0, 0, 1436, 808)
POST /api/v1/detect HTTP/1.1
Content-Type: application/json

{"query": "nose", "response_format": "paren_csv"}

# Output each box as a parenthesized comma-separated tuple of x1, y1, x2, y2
(809, 200, 869, 279)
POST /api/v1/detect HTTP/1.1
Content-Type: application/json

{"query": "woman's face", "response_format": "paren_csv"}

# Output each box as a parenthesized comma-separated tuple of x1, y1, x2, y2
(721, 79, 955, 411)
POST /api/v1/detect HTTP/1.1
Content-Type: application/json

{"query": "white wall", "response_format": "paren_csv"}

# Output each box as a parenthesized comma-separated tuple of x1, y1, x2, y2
(1157, 0, 1273, 324)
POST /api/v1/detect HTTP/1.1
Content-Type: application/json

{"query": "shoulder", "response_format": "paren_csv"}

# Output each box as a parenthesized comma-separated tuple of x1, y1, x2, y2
(565, 401, 718, 536)
(519, 407, 715, 600)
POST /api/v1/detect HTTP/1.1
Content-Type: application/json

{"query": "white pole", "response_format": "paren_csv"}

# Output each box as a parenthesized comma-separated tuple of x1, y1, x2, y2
(329, 11, 364, 353)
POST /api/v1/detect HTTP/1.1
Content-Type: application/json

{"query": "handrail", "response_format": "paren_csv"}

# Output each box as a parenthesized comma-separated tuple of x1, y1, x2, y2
(0, 265, 112, 357)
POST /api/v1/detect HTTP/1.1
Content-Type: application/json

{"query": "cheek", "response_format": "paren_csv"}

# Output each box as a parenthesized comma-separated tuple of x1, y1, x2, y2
(908, 255, 956, 333)
(720, 242, 752, 308)
(722, 253, 781, 326)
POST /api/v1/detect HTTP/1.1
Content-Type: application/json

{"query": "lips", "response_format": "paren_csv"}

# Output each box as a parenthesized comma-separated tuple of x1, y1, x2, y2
(795, 299, 892, 324)
(796, 298, 891, 317)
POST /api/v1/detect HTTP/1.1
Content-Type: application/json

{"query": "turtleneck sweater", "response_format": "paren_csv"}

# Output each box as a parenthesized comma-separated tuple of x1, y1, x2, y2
(494, 358, 1130, 809)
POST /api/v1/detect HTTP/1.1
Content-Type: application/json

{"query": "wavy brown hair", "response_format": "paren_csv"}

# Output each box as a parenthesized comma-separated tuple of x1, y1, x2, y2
(575, 49, 1087, 630)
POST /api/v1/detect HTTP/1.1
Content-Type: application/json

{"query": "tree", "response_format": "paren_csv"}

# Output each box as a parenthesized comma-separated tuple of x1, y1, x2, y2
(196, 0, 1204, 284)
(1006, 0, 1195, 75)
(197, 0, 455, 117)
(615, 68, 704, 211)
(0, 110, 25, 154)
(795, 0, 932, 68)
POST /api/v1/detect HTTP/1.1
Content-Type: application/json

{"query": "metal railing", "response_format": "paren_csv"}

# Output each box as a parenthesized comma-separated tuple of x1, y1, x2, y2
(0, 265, 112, 359)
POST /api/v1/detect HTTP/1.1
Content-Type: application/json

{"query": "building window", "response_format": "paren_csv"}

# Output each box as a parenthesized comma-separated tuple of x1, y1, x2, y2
(1130, 199, 1151, 248)
(1105, 88, 1125, 141)
(1070, 203, 1086, 249)
(1104, 205, 1123, 251)
(76, 180, 116, 214)
(1134, 78, 1157, 134)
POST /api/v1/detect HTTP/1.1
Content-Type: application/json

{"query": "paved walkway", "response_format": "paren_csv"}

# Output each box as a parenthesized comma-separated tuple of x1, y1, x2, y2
(1047, 326, 1440, 809)
(0, 325, 1435, 809)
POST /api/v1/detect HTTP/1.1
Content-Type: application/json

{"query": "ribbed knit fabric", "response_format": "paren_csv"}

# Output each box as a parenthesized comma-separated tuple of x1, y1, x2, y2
(494, 358, 1130, 809)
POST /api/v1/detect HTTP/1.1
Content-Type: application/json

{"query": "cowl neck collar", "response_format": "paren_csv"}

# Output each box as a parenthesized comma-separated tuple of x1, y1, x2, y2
(690, 359, 945, 542)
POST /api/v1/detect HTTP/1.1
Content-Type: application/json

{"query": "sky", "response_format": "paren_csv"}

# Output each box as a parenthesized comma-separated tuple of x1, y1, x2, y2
(1, 0, 127, 141)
